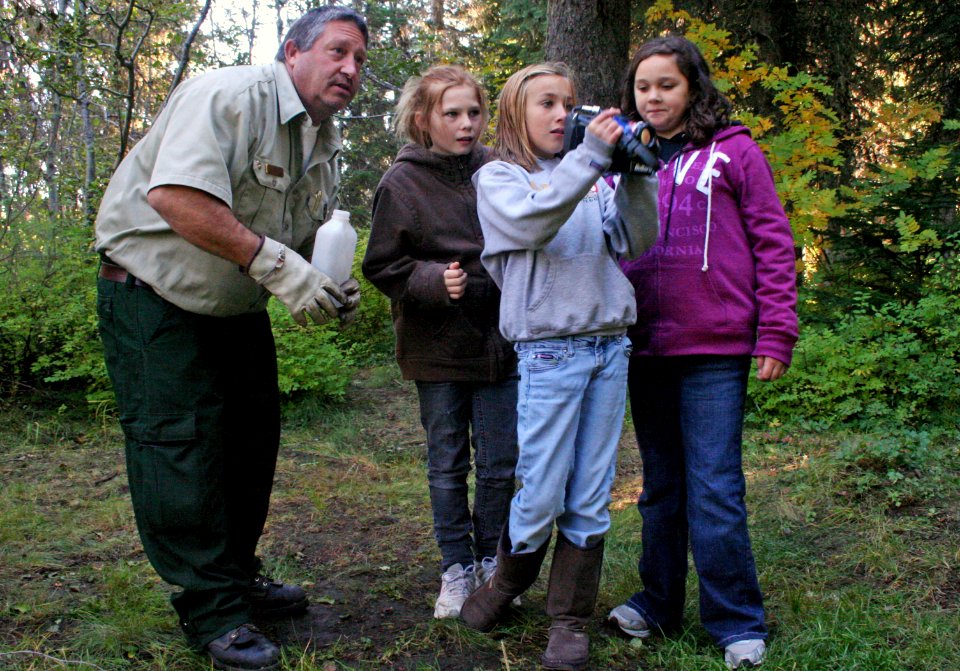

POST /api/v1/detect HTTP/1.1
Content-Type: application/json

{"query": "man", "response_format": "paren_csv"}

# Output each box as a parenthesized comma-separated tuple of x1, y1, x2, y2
(94, 7, 367, 670)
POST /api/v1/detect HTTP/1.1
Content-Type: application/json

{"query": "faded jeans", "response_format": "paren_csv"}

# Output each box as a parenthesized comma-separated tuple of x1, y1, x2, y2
(509, 335, 631, 553)
(625, 355, 767, 647)
(416, 376, 519, 570)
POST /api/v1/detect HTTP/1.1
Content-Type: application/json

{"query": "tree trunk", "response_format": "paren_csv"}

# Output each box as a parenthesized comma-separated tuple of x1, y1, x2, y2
(78, 74, 96, 225)
(164, 0, 212, 106)
(275, 0, 286, 46)
(42, 0, 69, 216)
(545, 0, 631, 107)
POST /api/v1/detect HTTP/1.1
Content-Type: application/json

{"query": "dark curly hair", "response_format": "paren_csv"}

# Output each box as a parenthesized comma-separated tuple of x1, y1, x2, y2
(620, 35, 731, 147)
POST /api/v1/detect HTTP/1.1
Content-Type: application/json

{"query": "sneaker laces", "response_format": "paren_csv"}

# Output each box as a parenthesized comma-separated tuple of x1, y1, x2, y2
(440, 564, 475, 598)
(478, 556, 498, 586)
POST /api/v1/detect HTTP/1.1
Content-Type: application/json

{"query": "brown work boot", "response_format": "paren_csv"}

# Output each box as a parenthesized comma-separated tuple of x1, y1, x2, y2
(460, 525, 549, 632)
(540, 534, 604, 671)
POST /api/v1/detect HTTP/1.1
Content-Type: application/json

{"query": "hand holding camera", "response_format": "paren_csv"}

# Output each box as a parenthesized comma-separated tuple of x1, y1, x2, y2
(562, 105, 659, 174)
(584, 108, 625, 147)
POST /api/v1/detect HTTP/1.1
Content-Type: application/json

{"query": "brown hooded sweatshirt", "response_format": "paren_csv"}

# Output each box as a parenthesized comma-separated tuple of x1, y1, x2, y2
(363, 143, 516, 382)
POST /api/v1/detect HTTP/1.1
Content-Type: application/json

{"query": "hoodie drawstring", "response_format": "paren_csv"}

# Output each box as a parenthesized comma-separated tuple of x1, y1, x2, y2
(701, 141, 716, 272)
(663, 158, 680, 245)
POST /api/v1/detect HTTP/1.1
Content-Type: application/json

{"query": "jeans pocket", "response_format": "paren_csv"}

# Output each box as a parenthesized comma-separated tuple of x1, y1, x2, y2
(519, 346, 568, 374)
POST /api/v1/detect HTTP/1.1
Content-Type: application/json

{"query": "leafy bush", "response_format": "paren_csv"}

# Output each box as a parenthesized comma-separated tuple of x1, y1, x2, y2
(0, 212, 396, 409)
(269, 301, 356, 400)
(270, 227, 396, 400)
(332, 226, 396, 364)
(813, 140, 958, 307)
(748, 261, 960, 507)
(0, 219, 107, 401)
(834, 429, 959, 508)
(748, 287, 960, 431)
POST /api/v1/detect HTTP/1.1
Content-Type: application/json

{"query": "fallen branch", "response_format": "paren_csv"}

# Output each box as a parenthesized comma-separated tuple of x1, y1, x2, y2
(93, 471, 119, 486)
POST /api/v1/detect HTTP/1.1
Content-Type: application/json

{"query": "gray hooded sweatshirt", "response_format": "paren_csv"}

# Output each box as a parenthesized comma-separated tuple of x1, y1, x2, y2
(476, 132, 659, 342)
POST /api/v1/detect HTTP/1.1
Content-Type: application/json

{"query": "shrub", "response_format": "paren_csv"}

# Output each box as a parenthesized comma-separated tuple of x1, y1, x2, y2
(834, 429, 959, 508)
(748, 287, 960, 431)
(747, 261, 960, 508)
(0, 220, 107, 400)
(269, 301, 356, 400)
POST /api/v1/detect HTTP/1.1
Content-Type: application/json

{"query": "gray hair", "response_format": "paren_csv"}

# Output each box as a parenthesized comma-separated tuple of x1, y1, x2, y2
(275, 6, 369, 62)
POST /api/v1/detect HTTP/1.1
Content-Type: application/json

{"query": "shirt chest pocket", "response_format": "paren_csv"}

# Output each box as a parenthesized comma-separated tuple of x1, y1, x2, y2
(233, 158, 292, 237)
(303, 161, 339, 224)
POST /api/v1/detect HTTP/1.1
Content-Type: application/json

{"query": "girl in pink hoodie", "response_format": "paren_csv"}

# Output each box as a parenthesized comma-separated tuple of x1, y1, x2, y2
(609, 36, 798, 670)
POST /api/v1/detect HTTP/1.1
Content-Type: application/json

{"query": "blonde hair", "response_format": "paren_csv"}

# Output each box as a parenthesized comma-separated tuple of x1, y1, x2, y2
(493, 62, 576, 172)
(393, 65, 489, 148)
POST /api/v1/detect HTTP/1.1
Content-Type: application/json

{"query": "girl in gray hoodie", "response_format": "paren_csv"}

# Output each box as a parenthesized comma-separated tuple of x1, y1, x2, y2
(458, 62, 658, 671)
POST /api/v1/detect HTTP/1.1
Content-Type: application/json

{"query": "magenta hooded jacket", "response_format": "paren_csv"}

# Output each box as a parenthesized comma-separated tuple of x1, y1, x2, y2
(619, 124, 798, 365)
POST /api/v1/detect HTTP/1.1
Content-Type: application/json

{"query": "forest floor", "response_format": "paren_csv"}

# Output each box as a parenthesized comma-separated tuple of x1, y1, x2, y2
(0, 363, 958, 670)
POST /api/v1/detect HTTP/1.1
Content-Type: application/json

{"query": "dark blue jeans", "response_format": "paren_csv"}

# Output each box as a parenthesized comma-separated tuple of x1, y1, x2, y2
(416, 376, 519, 570)
(625, 355, 767, 647)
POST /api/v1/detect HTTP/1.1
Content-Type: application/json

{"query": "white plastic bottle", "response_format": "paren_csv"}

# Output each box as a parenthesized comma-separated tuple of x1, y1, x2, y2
(311, 209, 357, 286)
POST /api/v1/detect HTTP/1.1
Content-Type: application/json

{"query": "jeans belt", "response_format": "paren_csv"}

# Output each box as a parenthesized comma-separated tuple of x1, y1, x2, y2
(98, 261, 152, 290)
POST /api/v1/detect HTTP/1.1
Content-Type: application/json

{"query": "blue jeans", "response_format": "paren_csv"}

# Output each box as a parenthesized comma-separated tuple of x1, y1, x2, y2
(509, 335, 630, 553)
(625, 355, 767, 647)
(416, 376, 519, 570)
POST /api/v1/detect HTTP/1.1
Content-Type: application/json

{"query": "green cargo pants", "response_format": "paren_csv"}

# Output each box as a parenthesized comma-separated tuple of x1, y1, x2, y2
(97, 273, 281, 648)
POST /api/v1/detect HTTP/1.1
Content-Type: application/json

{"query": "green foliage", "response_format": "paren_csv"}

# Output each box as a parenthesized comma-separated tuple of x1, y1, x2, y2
(270, 302, 355, 400)
(750, 287, 960, 431)
(471, 0, 547, 91)
(748, 270, 960, 507)
(814, 136, 959, 306)
(335, 226, 396, 363)
(0, 214, 104, 398)
(0, 220, 394, 407)
(834, 430, 959, 508)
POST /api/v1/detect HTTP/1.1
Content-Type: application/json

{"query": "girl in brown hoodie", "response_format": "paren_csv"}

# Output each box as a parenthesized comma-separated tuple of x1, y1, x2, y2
(362, 65, 518, 620)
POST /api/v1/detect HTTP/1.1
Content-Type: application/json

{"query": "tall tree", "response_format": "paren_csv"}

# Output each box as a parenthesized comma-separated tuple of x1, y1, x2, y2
(545, 0, 631, 105)
(877, 0, 960, 127)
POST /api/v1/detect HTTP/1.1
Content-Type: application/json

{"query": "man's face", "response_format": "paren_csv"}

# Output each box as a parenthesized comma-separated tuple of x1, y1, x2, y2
(284, 20, 367, 124)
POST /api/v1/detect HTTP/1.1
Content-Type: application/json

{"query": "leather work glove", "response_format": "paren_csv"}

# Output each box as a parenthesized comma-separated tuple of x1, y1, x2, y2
(338, 278, 361, 325)
(246, 237, 345, 326)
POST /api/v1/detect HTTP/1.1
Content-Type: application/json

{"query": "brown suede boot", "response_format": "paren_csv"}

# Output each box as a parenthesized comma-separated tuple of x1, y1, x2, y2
(540, 534, 604, 671)
(460, 526, 549, 632)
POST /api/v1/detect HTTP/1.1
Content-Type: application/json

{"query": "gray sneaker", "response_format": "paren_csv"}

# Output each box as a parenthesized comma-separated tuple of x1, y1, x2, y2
(607, 603, 651, 638)
(476, 556, 521, 605)
(433, 563, 476, 619)
(724, 639, 766, 668)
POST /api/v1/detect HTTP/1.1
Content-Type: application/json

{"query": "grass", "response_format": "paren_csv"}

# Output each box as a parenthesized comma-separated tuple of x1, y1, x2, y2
(0, 365, 957, 670)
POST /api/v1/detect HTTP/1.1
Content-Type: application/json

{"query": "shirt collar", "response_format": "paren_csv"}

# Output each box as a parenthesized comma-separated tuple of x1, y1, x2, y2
(273, 60, 306, 126)
(273, 60, 342, 157)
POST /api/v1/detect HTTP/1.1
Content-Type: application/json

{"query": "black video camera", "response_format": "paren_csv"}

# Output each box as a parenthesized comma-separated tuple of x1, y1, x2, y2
(562, 105, 659, 174)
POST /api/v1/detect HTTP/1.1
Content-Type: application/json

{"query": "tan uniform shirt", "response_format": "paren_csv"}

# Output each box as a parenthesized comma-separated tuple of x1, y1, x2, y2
(95, 61, 342, 316)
